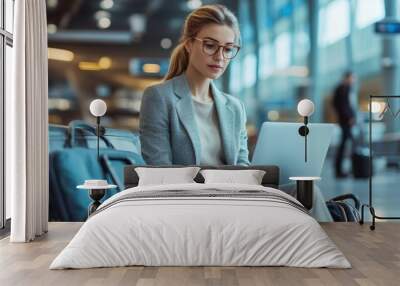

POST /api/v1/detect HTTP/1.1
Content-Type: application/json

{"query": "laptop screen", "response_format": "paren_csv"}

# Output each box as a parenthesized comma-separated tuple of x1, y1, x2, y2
(251, 122, 334, 185)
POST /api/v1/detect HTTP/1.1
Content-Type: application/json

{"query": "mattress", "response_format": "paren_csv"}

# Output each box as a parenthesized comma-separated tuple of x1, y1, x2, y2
(50, 183, 351, 269)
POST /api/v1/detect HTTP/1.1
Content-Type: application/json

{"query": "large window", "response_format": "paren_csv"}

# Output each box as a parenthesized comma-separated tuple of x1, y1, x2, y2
(1, 0, 14, 230)
(274, 32, 291, 69)
(259, 43, 273, 79)
(319, 0, 350, 46)
(356, 0, 385, 29)
(243, 53, 257, 88)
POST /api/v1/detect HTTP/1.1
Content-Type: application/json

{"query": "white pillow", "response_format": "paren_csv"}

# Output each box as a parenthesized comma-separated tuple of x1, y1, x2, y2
(200, 169, 266, 185)
(135, 167, 200, 186)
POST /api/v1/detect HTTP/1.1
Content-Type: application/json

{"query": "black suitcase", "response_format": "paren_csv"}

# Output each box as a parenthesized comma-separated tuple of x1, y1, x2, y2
(351, 147, 372, 178)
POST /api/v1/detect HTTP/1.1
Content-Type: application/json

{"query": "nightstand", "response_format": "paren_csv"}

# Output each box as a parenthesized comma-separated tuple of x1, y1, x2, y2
(289, 176, 321, 210)
(77, 182, 117, 216)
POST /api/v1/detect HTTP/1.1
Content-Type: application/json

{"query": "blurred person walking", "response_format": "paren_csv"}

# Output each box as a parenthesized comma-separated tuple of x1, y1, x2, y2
(332, 71, 356, 178)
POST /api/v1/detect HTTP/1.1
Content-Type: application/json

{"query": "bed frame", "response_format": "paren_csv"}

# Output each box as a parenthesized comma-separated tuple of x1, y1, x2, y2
(124, 165, 280, 189)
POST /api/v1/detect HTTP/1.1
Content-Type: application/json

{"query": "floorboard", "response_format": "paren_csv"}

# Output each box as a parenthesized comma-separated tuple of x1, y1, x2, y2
(1, 222, 399, 286)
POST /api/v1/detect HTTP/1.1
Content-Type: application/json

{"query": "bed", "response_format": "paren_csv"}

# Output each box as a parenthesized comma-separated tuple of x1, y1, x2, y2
(50, 165, 350, 269)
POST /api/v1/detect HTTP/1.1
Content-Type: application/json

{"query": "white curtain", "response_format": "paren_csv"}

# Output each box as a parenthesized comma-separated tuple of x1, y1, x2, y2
(7, 0, 48, 242)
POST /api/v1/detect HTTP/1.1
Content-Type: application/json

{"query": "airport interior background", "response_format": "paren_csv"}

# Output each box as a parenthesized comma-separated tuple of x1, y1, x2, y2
(42, 0, 400, 221)
(2, 0, 400, 224)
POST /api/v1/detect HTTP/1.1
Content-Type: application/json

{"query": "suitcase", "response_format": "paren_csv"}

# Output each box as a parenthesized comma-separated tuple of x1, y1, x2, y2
(49, 124, 69, 152)
(49, 121, 145, 221)
(351, 147, 372, 178)
(49, 120, 142, 153)
(67, 120, 141, 153)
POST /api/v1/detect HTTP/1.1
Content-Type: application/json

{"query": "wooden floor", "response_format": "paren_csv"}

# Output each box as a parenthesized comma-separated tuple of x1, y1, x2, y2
(0, 222, 399, 286)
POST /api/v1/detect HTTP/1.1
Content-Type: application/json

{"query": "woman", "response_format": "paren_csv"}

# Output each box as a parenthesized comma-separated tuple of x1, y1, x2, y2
(139, 4, 249, 166)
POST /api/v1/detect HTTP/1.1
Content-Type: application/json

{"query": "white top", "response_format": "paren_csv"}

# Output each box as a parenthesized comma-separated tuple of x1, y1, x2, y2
(289, 176, 321, 181)
(192, 96, 225, 165)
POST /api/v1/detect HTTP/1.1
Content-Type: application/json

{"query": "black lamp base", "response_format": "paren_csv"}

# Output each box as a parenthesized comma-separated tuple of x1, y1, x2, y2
(296, 180, 313, 210)
(88, 189, 105, 216)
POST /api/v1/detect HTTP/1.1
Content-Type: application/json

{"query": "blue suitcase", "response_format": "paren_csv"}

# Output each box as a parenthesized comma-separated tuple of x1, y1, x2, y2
(49, 121, 145, 221)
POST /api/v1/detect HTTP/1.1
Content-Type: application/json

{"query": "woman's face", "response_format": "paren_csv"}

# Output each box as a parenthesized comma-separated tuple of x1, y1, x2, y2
(186, 24, 236, 80)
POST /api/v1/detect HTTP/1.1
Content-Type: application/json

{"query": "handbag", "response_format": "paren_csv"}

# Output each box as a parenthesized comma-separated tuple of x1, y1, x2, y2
(326, 193, 361, 222)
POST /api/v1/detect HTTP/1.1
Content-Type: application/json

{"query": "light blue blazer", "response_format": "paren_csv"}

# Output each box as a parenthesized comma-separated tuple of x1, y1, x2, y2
(139, 73, 250, 166)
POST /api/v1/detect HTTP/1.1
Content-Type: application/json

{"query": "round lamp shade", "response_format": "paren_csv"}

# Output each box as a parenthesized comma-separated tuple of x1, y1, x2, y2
(297, 99, 315, 117)
(90, 99, 107, 117)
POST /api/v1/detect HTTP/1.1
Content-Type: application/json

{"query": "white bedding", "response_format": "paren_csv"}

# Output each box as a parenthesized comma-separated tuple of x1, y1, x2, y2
(50, 183, 351, 269)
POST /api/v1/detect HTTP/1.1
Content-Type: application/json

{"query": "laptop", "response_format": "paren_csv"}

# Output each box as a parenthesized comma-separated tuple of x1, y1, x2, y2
(251, 122, 334, 185)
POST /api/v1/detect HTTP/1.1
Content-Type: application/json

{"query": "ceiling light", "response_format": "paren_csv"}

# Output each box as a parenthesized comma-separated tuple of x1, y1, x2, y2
(47, 24, 58, 34)
(100, 0, 114, 10)
(48, 98, 71, 111)
(143, 63, 161, 73)
(79, 57, 112, 71)
(160, 38, 172, 49)
(79, 62, 102, 71)
(48, 48, 74, 62)
(98, 57, 112, 69)
(187, 0, 202, 10)
(98, 17, 111, 29)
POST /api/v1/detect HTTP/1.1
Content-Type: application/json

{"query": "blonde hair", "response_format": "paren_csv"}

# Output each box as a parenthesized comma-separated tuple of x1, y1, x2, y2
(164, 4, 240, 81)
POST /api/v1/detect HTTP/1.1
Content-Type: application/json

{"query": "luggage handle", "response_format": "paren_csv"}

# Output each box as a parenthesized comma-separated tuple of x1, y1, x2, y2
(68, 120, 115, 149)
(328, 193, 360, 210)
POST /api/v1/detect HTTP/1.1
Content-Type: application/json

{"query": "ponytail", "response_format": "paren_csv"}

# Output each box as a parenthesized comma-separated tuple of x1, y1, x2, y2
(164, 42, 190, 81)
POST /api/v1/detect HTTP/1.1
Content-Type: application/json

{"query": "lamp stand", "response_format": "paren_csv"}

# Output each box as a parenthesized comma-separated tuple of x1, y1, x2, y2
(298, 116, 310, 162)
(95, 116, 106, 161)
(96, 117, 100, 161)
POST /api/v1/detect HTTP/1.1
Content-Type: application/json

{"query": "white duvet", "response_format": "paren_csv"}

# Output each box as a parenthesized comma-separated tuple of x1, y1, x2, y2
(50, 183, 351, 269)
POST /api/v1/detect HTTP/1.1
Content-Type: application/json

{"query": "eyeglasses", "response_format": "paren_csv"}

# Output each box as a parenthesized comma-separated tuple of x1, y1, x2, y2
(192, 37, 240, 60)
